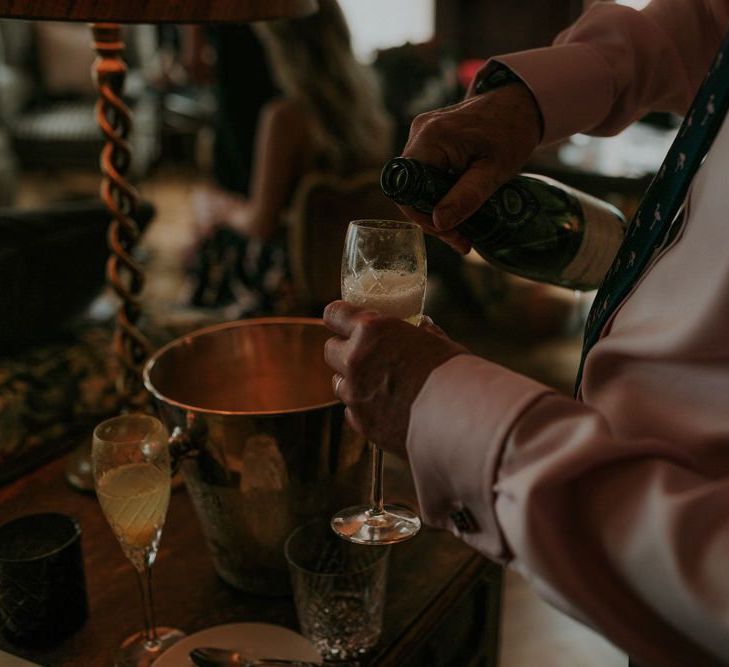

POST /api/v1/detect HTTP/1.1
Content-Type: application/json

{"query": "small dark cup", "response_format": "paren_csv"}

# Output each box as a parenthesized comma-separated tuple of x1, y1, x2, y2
(0, 513, 88, 646)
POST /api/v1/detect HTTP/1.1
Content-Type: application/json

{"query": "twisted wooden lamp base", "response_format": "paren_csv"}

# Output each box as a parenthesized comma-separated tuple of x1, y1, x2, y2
(92, 23, 152, 410)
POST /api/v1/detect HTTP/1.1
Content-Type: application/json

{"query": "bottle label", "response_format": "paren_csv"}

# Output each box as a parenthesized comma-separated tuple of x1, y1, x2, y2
(561, 189, 625, 288)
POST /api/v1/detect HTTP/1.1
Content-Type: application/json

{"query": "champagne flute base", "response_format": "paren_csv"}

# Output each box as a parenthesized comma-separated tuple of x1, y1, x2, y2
(114, 626, 186, 666)
(331, 504, 421, 545)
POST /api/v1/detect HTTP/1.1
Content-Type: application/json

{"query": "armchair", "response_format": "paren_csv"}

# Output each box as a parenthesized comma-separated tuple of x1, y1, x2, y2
(0, 20, 160, 178)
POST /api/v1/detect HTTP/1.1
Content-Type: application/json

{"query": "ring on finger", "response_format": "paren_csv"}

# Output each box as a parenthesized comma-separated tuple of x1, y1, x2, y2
(332, 373, 344, 397)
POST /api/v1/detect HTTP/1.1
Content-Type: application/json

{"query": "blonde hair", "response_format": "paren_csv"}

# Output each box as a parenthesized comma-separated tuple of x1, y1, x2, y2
(255, 0, 393, 173)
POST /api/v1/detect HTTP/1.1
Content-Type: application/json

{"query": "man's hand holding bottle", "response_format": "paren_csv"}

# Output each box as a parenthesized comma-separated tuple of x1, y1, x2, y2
(399, 76, 543, 253)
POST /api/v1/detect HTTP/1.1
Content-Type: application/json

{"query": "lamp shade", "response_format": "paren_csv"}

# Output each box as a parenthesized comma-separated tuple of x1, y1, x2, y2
(0, 0, 318, 23)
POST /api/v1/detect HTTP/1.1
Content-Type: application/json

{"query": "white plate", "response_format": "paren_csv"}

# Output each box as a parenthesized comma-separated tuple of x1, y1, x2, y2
(153, 622, 323, 666)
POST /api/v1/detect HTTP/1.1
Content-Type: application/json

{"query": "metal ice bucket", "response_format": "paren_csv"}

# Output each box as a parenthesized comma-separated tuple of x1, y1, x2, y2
(143, 318, 368, 595)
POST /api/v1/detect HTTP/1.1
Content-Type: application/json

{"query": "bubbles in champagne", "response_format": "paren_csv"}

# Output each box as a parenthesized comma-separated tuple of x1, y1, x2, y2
(97, 463, 170, 568)
(342, 269, 425, 323)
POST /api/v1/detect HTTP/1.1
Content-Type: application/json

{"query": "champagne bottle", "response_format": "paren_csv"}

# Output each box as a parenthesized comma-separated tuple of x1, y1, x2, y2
(380, 157, 627, 291)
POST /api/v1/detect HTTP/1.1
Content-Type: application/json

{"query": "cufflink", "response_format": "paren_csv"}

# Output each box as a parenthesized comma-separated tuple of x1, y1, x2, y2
(448, 507, 479, 533)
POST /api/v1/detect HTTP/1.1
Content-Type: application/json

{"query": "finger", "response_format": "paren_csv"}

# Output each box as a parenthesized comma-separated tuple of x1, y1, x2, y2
(343, 406, 365, 438)
(402, 135, 453, 174)
(323, 335, 348, 375)
(418, 315, 445, 335)
(401, 113, 456, 171)
(395, 206, 471, 254)
(432, 159, 503, 230)
(396, 204, 439, 234)
(419, 316, 448, 339)
(323, 300, 369, 337)
(437, 229, 472, 254)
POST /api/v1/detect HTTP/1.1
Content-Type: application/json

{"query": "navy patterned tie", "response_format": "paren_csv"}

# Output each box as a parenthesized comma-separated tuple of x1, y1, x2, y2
(575, 28, 729, 394)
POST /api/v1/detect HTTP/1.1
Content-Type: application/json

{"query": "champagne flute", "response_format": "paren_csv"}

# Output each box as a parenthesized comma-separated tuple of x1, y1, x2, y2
(331, 219, 427, 545)
(92, 413, 185, 666)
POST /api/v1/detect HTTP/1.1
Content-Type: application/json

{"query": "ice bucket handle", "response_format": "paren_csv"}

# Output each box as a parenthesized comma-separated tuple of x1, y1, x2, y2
(168, 413, 206, 474)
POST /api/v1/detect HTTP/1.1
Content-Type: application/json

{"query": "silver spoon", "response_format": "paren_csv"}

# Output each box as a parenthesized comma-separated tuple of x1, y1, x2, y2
(189, 646, 321, 667)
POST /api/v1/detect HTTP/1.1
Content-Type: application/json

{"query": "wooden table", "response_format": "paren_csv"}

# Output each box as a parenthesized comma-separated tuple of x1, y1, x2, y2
(0, 451, 502, 666)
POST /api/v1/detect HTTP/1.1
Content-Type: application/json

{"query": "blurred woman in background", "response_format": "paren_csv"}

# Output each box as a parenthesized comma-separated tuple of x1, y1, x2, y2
(187, 0, 393, 316)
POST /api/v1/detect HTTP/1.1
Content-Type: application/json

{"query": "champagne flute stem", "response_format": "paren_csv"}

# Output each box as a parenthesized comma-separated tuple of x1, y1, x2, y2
(369, 444, 385, 516)
(135, 564, 159, 646)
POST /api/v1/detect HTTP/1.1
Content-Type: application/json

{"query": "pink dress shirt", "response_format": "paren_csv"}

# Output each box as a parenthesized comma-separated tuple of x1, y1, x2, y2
(406, 2, 729, 665)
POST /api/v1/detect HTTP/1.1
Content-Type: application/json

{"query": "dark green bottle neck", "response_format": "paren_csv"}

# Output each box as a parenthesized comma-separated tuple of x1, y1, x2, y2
(380, 157, 454, 213)
(381, 157, 538, 247)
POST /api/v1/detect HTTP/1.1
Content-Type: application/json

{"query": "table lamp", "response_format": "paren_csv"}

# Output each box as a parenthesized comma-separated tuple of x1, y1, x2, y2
(0, 0, 317, 487)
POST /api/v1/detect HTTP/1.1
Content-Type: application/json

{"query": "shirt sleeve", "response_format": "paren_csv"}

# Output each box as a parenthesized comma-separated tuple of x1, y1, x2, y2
(407, 354, 729, 666)
(490, 0, 729, 144)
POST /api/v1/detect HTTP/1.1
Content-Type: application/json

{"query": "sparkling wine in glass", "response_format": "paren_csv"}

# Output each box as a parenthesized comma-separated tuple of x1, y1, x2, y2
(92, 413, 185, 666)
(331, 219, 427, 545)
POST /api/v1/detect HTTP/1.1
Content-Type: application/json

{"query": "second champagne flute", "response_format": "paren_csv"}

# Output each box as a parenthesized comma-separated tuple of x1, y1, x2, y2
(331, 219, 427, 545)
(92, 413, 185, 666)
